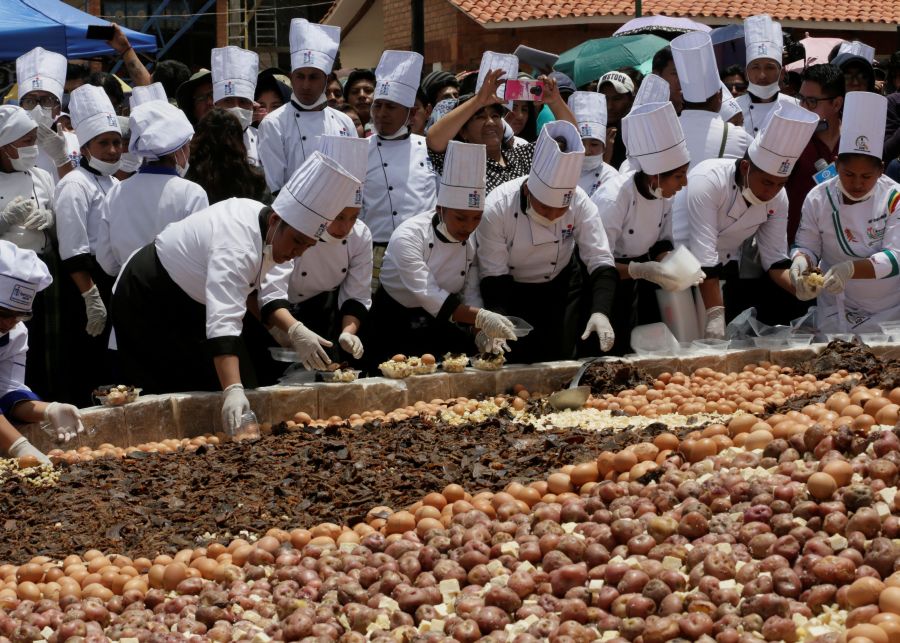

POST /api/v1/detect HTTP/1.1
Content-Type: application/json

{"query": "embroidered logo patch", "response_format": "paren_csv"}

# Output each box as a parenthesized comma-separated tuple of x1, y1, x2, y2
(224, 81, 235, 96)
(777, 160, 792, 175)
(855, 135, 870, 152)
(468, 191, 481, 208)
(757, 44, 768, 56)
(9, 284, 34, 308)
(378, 82, 390, 95)
(561, 191, 573, 206)
(845, 227, 858, 243)
(561, 224, 575, 240)
(579, 124, 592, 137)
(866, 225, 885, 243)
(31, 77, 42, 90)
(106, 113, 118, 127)
(302, 51, 314, 65)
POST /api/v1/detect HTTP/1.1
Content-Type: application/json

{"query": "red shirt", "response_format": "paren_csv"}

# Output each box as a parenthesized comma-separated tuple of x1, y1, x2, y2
(785, 134, 839, 246)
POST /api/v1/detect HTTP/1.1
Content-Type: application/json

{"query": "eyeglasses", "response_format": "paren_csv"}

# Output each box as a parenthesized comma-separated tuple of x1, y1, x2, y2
(798, 94, 837, 109)
(0, 308, 32, 322)
(19, 95, 60, 110)
(727, 83, 748, 92)
(193, 91, 214, 105)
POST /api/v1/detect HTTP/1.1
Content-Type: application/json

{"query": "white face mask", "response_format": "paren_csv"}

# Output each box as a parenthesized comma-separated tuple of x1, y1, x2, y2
(118, 152, 142, 174)
(228, 106, 253, 131)
(436, 209, 462, 242)
(294, 93, 327, 110)
(526, 203, 556, 227)
(838, 178, 877, 203)
(582, 155, 604, 172)
(8, 145, 39, 171)
(87, 155, 121, 176)
(261, 221, 280, 273)
(747, 81, 780, 100)
(741, 169, 767, 206)
(173, 148, 189, 178)
(649, 175, 664, 199)
(27, 106, 54, 128)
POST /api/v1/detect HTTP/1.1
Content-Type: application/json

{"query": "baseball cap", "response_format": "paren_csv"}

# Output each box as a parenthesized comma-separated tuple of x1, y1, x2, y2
(598, 71, 635, 95)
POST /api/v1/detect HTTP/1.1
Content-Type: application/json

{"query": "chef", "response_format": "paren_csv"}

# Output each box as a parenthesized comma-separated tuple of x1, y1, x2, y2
(96, 99, 208, 278)
(477, 121, 618, 362)
(257, 19, 357, 193)
(117, 82, 168, 176)
(112, 152, 359, 432)
(568, 92, 618, 197)
(617, 74, 670, 175)
(592, 101, 695, 355)
(0, 242, 84, 465)
(671, 32, 752, 169)
(212, 46, 261, 167)
(736, 15, 799, 136)
(366, 141, 516, 363)
(260, 135, 372, 369)
(790, 92, 900, 332)
(360, 50, 437, 289)
(16, 47, 79, 181)
(673, 102, 818, 337)
(719, 83, 745, 127)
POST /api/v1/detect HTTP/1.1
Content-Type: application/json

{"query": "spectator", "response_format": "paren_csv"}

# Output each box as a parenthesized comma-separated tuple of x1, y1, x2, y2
(652, 47, 683, 113)
(325, 73, 344, 108)
(337, 104, 364, 137)
(343, 69, 376, 132)
(720, 64, 747, 98)
(152, 60, 191, 105)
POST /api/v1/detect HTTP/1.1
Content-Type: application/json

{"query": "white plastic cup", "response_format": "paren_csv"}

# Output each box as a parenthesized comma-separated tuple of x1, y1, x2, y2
(232, 411, 260, 442)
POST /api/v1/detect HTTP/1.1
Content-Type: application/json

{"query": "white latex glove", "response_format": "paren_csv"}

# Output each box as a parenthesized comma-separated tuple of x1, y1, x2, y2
(8, 437, 51, 466)
(23, 207, 53, 231)
(268, 325, 291, 348)
(338, 332, 364, 359)
(288, 321, 333, 370)
(36, 124, 71, 167)
(705, 306, 726, 339)
(474, 308, 517, 341)
(44, 402, 85, 443)
(581, 312, 615, 351)
(626, 261, 698, 291)
(1, 196, 33, 226)
(221, 383, 250, 435)
(82, 284, 107, 337)
(823, 261, 855, 294)
(475, 330, 510, 355)
(789, 254, 819, 301)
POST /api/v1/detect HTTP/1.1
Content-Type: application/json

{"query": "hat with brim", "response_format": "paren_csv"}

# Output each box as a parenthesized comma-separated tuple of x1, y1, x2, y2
(175, 69, 212, 118)
(256, 67, 291, 103)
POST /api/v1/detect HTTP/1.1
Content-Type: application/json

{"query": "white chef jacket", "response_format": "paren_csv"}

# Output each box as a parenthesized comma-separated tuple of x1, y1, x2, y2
(737, 93, 799, 136)
(592, 171, 672, 260)
(36, 131, 80, 183)
(0, 167, 54, 253)
(155, 197, 266, 341)
(477, 176, 615, 284)
(381, 211, 482, 316)
(54, 164, 117, 262)
(257, 102, 356, 193)
(359, 134, 438, 244)
(680, 110, 753, 170)
(96, 167, 209, 278)
(793, 176, 900, 331)
(0, 324, 39, 416)
(259, 219, 373, 312)
(673, 158, 789, 270)
(577, 160, 619, 198)
(244, 127, 260, 167)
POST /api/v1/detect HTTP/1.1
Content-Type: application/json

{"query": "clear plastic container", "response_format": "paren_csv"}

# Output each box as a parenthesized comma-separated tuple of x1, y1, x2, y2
(860, 333, 890, 345)
(879, 322, 900, 339)
(40, 421, 97, 443)
(269, 347, 297, 363)
(660, 245, 702, 291)
(231, 411, 260, 442)
(752, 336, 790, 349)
(788, 334, 814, 347)
(825, 333, 855, 343)
(630, 323, 679, 356)
(692, 338, 731, 351)
(505, 316, 534, 338)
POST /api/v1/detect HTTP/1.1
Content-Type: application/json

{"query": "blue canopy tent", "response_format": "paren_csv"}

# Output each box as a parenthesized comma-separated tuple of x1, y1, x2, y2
(0, 0, 157, 61)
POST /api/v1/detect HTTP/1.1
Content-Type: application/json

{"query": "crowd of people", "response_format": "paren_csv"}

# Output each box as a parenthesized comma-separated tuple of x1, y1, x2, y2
(0, 14, 899, 460)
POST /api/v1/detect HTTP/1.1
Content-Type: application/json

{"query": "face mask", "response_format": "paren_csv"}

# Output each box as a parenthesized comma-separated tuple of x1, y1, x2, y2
(582, 155, 604, 172)
(8, 145, 38, 171)
(27, 106, 53, 128)
(319, 228, 340, 243)
(261, 221, 280, 273)
(436, 210, 462, 242)
(741, 169, 767, 206)
(747, 81, 780, 100)
(294, 93, 327, 110)
(173, 148, 189, 178)
(87, 155, 120, 176)
(649, 175, 664, 199)
(526, 203, 555, 227)
(118, 152, 142, 174)
(838, 178, 877, 203)
(228, 106, 253, 131)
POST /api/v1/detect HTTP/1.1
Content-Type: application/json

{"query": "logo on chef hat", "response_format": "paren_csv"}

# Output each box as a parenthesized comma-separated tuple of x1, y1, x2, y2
(378, 82, 391, 96)
(31, 77, 42, 90)
(562, 191, 573, 206)
(224, 81, 235, 96)
(9, 284, 35, 308)
(579, 124, 592, 137)
(313, 222, 328, 240)
(855, 136, 870, 153)
(468, 191, 481, 208)
(106, 114, 118, 127)
(777, 160, 792, 175)
(353, 189, 362, 205)
(757, 44, 768, 56)
(302, 51, 314, 65)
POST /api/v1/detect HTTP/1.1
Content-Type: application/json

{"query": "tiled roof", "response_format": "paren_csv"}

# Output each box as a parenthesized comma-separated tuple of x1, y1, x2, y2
(448, 0, 900, 26)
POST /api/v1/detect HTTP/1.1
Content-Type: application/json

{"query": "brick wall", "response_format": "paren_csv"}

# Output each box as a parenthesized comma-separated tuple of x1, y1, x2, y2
(383, 0, 414, 50)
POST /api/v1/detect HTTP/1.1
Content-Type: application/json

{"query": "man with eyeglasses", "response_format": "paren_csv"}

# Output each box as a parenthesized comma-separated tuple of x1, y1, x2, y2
(175, 69, 214, 127)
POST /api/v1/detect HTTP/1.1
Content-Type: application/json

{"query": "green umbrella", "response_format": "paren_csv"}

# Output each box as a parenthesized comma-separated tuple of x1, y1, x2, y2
(555, 35, 670, 88)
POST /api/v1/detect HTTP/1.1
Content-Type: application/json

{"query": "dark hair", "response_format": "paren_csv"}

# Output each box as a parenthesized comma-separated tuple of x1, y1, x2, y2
(828, 44, 841, 63)
(618, 66, 644, 89)
(89, 71, 124, 110)
(415, 88, 428, 106)
(783, 34, 806, 66)
(421, 71, 459, 107)
(337, 103, 359, 117)
(343, 69, 376, 100)
(186, 108, 267, 204)
(837, 152, 883, 169)
(152, 60, 191, 99)
(509, 100, 537, 142)
(802, 63, 846, 97)
(651, 47, 674, 74)
(720, 65, 746, 82)
(66, 63, 90, 84)
(326, 72, 341, 87)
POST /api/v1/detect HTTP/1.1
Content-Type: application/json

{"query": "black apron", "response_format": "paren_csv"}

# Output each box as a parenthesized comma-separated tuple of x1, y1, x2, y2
(111, 245, 257, 394)
(601, 255, 662, 356)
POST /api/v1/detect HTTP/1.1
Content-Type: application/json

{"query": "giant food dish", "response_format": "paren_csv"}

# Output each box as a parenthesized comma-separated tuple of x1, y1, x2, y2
(6, 341, 900, 641)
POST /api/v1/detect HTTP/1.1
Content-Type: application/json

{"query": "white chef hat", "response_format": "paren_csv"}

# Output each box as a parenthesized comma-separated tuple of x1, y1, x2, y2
(476, 51, 519, 105)
(622, 101, 690, 175)
(744, 15, 783, 66)
(374, 50, 424, 109)
(839, 92, 886, 159)
(289, 19, 340, 74)
(527, 121, 585, 208)
(129, 82, 168, 110)
(69, 84, 121, 147)
(671, 32, 720, 103)
(437, 141, 486, 211)
(16, 47, 67, 101)
(748, 102, 818, 176)
(129, 101, 194, 160)
(0, 240, 52, 313)
(719, 83, 742, 121)
(271, 151, 360, 240)
(0, 106, 37, 147)
(212, 46, 259, 104)
(633, 73, 670, 107)
(838, 41, 875, 63)
(568, 91, 606, 142)
(319, 135, 369, 207)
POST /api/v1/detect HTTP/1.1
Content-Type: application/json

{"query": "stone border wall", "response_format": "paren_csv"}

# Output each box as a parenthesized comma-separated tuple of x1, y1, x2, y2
(22, 344, 899, 452)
